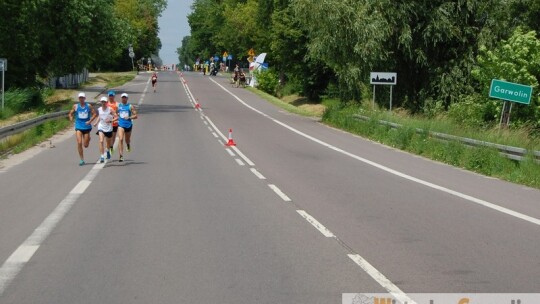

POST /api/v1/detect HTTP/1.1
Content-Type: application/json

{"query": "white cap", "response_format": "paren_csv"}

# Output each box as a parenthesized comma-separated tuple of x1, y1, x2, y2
(100, 96, 107, 102)
(78, 92, 86, 98)
(121, 93, 128, 98)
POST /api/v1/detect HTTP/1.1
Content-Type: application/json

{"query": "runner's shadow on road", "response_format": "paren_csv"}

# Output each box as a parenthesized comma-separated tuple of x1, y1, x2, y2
(105, 160, 147, 168)
(138, 104, 192, 114)
(151, 79, 182, 83)
(102, 90, 142, 95)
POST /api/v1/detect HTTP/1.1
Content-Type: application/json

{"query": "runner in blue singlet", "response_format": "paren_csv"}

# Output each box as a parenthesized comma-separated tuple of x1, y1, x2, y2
(68, 92, 97, 166)
(116, 93, 138, 162)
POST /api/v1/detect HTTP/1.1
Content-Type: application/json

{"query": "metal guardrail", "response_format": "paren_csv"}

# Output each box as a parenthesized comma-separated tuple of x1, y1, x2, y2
(353, 114, 540, 162)
(0, 110, 69, 140)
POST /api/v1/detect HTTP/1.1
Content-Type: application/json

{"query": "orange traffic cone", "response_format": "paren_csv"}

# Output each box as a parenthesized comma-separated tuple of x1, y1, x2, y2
(195, 99, 201, 109)
(225, 129, 236, 146)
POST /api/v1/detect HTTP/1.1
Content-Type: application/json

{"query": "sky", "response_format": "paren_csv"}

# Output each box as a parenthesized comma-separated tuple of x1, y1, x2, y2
(158, 0, 193, 65)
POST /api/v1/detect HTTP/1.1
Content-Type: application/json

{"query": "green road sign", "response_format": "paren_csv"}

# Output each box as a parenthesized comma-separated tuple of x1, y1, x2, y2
(489, 79, 533, 105)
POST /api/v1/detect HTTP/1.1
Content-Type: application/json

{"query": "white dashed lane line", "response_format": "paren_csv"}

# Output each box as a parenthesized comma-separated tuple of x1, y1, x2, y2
(268, 184, 292, 202)
(296, 210, 335, 238)
(250, 168, 266, 180)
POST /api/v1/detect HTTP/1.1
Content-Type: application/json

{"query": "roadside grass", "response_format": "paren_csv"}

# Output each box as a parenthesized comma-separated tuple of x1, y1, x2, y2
(0, 71, 135, 156)
(0, 119, 70, 157)
(85, 71, 136, 89)
(0, 89, 42, 122)
(246, 88, 325, 117)
(355, 106, 540, 151)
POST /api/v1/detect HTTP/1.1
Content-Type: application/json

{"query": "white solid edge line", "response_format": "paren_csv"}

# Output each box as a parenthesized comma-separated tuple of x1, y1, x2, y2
(5, 245, 40, 264)
(348, 254, 418, 304)
(268, 184, 292, 202)
(209, 77, 540, 227)
(70, 180, 91, 194)
(250, 168, 266, 180)
(296, 210, 335, 237)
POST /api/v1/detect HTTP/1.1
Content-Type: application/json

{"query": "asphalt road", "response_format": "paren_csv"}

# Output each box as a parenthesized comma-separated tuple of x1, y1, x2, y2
(0, 71, 539, 303)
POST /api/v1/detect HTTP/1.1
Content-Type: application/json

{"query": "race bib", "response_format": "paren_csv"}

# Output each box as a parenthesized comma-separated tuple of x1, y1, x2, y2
(119, 111, 129, 119)
(78, 111, 89, 119)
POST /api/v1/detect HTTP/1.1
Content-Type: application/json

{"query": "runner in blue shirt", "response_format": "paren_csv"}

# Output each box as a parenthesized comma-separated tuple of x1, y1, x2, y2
(116, 93, 138, 162)
(68, 92, 97, 166)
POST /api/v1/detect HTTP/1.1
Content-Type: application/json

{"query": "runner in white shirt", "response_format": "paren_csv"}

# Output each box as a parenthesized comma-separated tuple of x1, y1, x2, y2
(93, 97, 117, 163)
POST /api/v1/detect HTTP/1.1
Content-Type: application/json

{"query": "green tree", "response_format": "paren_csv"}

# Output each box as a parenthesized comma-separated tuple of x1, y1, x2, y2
(472, 28, 540, 125)
(511, 0, 540, 33)
(177, 36, 199, 68)
(39, 0, 121, 74)
(0, 0, 42, 87)
(270, 1, 330, 100)
(112, 0, 167, 70)
(291, 0, 512, 108)
(187, 0, 224, 61)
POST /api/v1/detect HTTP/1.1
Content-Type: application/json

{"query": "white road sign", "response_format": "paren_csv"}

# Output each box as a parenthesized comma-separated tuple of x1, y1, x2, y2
(370, 72, 396, 85)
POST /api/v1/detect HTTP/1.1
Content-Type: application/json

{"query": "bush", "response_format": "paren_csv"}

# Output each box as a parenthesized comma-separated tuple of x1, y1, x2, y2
(254, 69, 279, 95)
(4, 88, 44, 113)
(448, 96, 486, 127)
(324, 82, 340, 99)
(0, 107, 16, 119)
(423, 98, 445, 118)
(389, 126, 416, 149)
(279, 76, 303, 97)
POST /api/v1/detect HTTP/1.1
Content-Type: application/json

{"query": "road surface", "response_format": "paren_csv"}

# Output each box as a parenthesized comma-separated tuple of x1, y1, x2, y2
(1, 71, 539, 303)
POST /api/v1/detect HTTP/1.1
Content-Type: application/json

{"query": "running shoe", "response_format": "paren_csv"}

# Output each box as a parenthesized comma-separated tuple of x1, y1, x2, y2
(100, 156, 105, 163)
(119, 155, 124, 162)
(79, 160, 85, 166)
(106, 150, 111, 159)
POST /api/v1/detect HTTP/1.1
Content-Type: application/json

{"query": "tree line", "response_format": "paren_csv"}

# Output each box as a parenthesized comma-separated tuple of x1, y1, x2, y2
(0, 0, 167, 89)
(180, 0, 540, 128)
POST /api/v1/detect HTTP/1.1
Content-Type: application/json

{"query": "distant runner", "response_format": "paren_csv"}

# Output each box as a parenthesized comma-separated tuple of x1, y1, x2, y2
(68, 92, 97, 166)
(93, 96, 117, 163)
(151, 72, 158, 93)
(117, 93, 138, 162)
